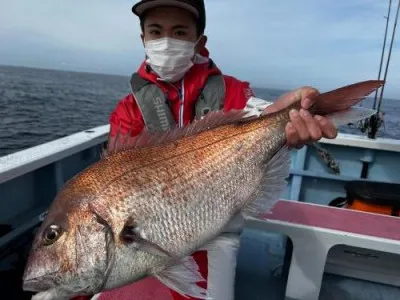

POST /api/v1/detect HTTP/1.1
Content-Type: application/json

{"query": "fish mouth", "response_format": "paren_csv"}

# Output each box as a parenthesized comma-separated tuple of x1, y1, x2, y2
(22, 274, 57, 292)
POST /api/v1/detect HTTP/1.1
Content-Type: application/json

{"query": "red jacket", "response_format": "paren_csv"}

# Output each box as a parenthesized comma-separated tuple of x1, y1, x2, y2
(109, 48, 255, 137)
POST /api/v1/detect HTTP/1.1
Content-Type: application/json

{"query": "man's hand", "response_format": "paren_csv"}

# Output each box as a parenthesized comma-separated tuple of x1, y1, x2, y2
(263, 86, 338, 148)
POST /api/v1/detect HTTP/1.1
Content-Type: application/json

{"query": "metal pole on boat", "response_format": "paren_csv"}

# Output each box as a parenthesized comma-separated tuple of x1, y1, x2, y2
(372, 0, 392, 110)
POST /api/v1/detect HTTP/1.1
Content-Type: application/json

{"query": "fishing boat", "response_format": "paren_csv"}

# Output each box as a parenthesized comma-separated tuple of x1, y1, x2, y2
(1, 2, 400, 300)
(1, 121, 400, 300)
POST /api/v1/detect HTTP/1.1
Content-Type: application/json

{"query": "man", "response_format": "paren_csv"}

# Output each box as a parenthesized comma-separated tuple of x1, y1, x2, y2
(96, 0, 337, 299)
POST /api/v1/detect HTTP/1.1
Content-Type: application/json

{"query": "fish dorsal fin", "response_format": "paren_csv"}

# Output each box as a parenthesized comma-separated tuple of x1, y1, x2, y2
(103, 109, 257, 158)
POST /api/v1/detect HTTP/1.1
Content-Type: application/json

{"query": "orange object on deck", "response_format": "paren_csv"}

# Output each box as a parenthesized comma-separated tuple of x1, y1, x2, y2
(346, 199, 397, 215)
(340, 181, 400, 216)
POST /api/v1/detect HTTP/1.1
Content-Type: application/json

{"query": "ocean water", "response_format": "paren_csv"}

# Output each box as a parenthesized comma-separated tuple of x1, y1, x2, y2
(0, 65, 399, 157)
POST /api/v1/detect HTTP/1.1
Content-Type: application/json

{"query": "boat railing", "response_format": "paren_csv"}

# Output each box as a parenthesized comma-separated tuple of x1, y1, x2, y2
(0, 125, 110, 184)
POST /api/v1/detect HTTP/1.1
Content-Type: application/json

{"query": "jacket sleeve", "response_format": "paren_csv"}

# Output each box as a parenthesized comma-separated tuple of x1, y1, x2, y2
(222, 75, 273, 114)
(107, 94, 145, 152)
(222, 75, 254, 111)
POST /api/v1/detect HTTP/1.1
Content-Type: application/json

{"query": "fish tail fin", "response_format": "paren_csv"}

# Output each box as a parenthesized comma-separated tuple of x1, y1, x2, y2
(310, 80, 384, 126)
(322, 106, 377, 127)
(312, 80, 384, 115)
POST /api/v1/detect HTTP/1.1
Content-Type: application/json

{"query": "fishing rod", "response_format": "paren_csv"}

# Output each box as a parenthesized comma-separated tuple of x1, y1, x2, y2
(373, 0, 392, 110)
(361, 0, 399, 139)
(377, 0, 400, 114)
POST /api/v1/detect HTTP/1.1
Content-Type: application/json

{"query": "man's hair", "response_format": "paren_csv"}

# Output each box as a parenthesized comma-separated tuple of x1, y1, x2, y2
(140, 9, 202, 37)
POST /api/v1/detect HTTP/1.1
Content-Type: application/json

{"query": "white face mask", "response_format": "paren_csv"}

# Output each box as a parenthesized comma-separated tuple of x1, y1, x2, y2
(144, 37, 198, 83)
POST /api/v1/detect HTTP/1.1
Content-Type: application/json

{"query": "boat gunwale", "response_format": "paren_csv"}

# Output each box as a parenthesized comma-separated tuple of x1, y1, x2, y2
(0, 125, 109, 184)
(0, 124, 400, 184)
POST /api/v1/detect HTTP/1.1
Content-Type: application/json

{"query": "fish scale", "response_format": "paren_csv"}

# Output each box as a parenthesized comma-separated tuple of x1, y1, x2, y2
(134, 124, 286, 258)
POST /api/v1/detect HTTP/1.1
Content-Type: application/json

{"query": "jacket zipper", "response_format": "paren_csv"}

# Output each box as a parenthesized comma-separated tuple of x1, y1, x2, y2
(178, 78, 185, 128)
(162, 79, 185, 128)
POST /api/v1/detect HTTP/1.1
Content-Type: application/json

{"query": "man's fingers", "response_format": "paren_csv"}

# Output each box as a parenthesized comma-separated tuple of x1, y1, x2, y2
(285, 122, 299, 147)
(302, 97, 314, 109)
(289, 109, 310, 142)
(300, 87, 320, 109)
(271, 91, 299, 111)
(268, 86, 320, 115)
(315, 115, 338, 138)
(299, 109, 322, 140)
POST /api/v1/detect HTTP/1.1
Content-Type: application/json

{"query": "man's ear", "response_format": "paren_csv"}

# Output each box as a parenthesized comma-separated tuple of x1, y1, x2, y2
(195, 35, 207, 53)
(141, 33, 145, 46)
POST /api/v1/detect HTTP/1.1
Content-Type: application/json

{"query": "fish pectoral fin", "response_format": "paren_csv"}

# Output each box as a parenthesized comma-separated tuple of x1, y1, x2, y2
(243, 146, 291, 217)
(155, 256, 209, 299)
(136, 237, 174, 258)
(120, 221, 173, 258)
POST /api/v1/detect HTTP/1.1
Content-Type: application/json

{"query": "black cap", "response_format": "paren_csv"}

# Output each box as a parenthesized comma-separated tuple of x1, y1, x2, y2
(132, 0, 206, 34)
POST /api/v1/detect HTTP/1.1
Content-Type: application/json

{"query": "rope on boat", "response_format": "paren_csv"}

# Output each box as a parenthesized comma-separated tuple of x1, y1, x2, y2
(358, 112, 386, 138)
(311, 143, 340, 175)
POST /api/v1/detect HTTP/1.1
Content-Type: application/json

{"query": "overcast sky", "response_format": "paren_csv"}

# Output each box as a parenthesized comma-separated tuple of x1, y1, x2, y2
(0, 0, 399, 97)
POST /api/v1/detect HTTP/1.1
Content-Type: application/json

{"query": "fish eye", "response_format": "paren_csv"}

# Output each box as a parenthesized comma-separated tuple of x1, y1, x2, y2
(42, 224, 62, 246)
